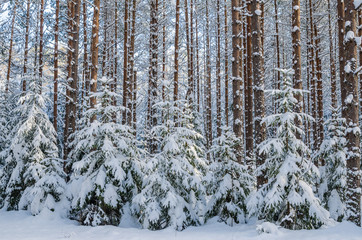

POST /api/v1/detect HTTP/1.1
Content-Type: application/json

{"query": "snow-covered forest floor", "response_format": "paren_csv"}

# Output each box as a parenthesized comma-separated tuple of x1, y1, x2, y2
(1, 210, 361, 240)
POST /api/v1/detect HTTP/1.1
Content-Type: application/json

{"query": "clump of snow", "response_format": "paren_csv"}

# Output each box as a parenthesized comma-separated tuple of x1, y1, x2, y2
(256, 222, 281, 235)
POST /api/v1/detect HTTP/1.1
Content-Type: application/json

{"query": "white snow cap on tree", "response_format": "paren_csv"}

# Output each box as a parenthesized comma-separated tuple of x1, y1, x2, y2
(248, 69, 330, 230)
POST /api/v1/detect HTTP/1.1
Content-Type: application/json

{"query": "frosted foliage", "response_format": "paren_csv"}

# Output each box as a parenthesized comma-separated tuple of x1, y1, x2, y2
(248, 69, 330, 230)
(68, 78, 143, 226)
(206, 127, 252, 226)
(315, 107, 347, 221)
(132, 101, 207, 231)
(0, 80, 65, 214)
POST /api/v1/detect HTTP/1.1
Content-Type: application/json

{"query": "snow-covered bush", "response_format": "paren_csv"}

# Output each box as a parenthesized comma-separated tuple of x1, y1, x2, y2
(132, 100, 208, 231)
(68, 77, 143, 226)
(0, 79, 65, 214)
(206, 126, 252, 226)
(315, 107, 347, 221)
(248, 69, 330, 230)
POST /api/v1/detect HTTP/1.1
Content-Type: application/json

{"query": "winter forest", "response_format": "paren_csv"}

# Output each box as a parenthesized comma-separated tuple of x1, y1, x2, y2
(0, 0, 362, 236)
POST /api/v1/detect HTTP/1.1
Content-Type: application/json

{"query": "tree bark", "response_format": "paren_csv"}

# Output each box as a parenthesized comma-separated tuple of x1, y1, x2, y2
(205, 0, 212, 158)
(148, 0, 159, 154)
(5, 3, 17, 94)
(23, 0, 31, 92)
(216, 0, 222, 137)
(39, 0, 45, 79)
(245, 1, 253, 164)
(251, 0, 266, 188)
(123, 0, 129, 124)
(174, 0, 180, 106)
(53, 0, 60, 131)
(224, 0, 229, 126)
(232, 0, 243, 164)
(328, 0, 337, 109)
(343, 0, 361, 226)
(90, 0, 101, 122)
(292, 0, 302, 111)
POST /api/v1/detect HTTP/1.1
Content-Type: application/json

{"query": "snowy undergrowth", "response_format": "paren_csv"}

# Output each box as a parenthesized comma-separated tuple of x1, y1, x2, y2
(0, 210, 361, 240)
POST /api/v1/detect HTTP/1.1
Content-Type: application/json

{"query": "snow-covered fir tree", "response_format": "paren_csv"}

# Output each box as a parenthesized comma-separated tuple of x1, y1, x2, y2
(68, 77, 143, 226)
(248, 69, 330, 229)
(132, 101, 208, 231)
(206, 126, 252, 226)
(0, 79, 65, 214)
(315, 107, 347, 221)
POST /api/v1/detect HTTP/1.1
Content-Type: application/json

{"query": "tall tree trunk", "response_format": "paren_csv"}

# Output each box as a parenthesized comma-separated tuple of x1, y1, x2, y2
(337, 0, 345, 116)
(292, 0, 302, 111)
(195, 0, 200, 113)
(174, 0, 180, 106)
(343, 0, 361, 226)
(274, 0, 280, 90)
(130, 0, 137, 127)
(148, 0, 159, 154)
(251, 0, 266, 188)
(5, 3, 17, 94)
(308, 0, 317, 151)
(205, 0, 212, 158)
(314, 24, 324, 155)
(245, 1, 253, 164)
(328, 0, 337, 109)
(23, 0, 31, 92)
(184, 0, 193, 105)
(123, 0, 129, 124)
(161, 0, 166, 102)
(216, 0, 222, 137)
(232, 0, 243, 164)
(90, 0, 101, 122)
(82, 0, 90, 102)
(39, 0, 45, 79)
(53, 0, 60, 131)
(224, 0, 229, 126)
(64, 0, 81, 160)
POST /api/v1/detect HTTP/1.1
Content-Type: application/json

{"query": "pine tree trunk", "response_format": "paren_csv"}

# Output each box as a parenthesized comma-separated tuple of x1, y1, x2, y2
(64, 0, 81, 160)
(162, 0, 166, 103)
(81, 0, 89, 114)
(130, 0, 137, 126)
(148, 0, 159, 154)
(232, 0, 243, 164)
(5, 3, 17, 94)
(245, 1, 253, 164)
(184, 0, 193, 105)
(274, 0, 280, 90)
(308, 0, 317, 152)
(337, 0, 345, 116)
(314, 24, 324, 154)
(251, 0, 266, 188)
(224, 0, 229, 126)
(195, 0, 200, 113)
(39, 0, 45, 79)
(90, 0, 101, 122)
(216, 0, 222, 137)
(205, 0, 213, 157)
(328, 0, 337, 109)
(123, 0, 129, 124)
(53, 0, 60, 131)
(174, 0, 180, 106)
(343, 0, 361, 226)
(292, 0, 302, 111)
(23, 0, 31, 92)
